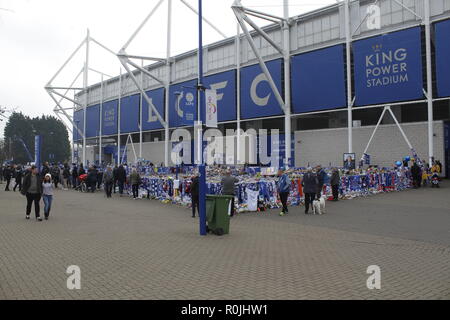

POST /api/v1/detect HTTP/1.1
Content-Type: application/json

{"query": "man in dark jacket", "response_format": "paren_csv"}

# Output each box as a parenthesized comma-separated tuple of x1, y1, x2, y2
(221, 170, 238, 217)
(190, 174, 199, 218)
(112, 165, 118, 194)
(316, 165, 327, 198)
(302, 167, 318, 214)
(3, 165, 12, 191)
(330, 168, 340, 201)
(96, 168, 103, 190)
(87, 166, 98, 193)
(13, 165, 23, 192)
(21, 165, 43, 221)
(71, 164, 78, 188)
(51, 164, 60, 189)
(41, 162, 50, 178)
(411, 161, 421, 189)
(62, 164, 71, 189)
(115, 165, 127, 196)
(102, 166, 114, 198)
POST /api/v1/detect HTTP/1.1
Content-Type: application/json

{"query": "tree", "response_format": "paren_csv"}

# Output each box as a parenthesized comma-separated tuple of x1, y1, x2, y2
(3, 112, 71, 164)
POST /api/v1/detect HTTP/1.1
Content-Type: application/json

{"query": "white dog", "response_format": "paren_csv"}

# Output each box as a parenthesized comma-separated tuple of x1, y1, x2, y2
(312, 196, 326, 215)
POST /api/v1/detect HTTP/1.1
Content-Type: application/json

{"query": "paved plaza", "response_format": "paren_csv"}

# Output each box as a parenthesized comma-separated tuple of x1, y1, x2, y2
(0, 181, 449, 300)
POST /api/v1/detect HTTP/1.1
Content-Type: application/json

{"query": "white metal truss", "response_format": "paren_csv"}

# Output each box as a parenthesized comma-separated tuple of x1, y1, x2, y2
(122, 134, 138, 164)
(45, 30, 120, 166)
(360, 105, 422, 165)
(232, 0, 291, 167)
(343, 0, 434, 165)
(117, 0, 228, 166)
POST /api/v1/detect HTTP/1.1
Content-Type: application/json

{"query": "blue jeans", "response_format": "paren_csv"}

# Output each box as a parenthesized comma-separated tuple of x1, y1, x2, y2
(43, 195, 53, 218)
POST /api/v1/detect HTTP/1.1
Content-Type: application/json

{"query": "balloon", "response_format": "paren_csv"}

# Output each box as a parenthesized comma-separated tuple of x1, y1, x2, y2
(395, 161, 402, 166)
(404, 156, 410, 161)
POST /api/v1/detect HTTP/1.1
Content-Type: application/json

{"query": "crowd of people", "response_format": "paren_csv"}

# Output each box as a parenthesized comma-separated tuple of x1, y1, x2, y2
(0, 156, 445, 221)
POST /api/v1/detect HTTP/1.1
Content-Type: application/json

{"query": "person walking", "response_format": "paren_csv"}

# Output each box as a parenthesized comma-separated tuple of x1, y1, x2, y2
(129, 168, 141, 200)
(62, 164, 70, 190)
(316, 165, 327, 198)
(87, 166, 97, 193)
(221, 170, 238, 217)
(277, 168, 291, 216)
(41, 162, 50, 177)
(411, 160, 421, 189)
(330, 168, 340, 201)
(21, 165, 43, 221)
(97, 168, 103, 190)
(13, 165, 23, 192)
(112, 165, 118, 194)
(116, 165, 127, 196)
(42, 174, 54, 220)
(302, 167, 318, 214)
(190, 174, 199, 218)
(51, 164, 60, 189)
(103, 166, 114, 198)
(3, 165, 12, 191)
(71, 164, 78, 189)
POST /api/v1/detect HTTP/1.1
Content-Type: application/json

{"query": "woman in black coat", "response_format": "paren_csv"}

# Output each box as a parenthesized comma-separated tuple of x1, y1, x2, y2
(302, 168, 318, 214)
(330, 168, 340, 201)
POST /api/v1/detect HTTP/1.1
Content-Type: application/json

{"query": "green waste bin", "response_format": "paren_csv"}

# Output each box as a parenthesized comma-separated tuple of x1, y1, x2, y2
(206, 195, 234, 235)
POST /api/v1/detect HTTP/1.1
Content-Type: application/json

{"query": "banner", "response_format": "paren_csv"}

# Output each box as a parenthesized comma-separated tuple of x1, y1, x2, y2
(142, 87, 165, 131)
(205, 89, 218, 128)
(120, 94, 140, 134)
(240, 59, 283, 120)
(257, 134, 294, 168)
(34, 135, 41, 170)
(73, 109, 84, 142)
(169, 79, 198, 128)
(292, 45, 346, 113)
(102, 100, 118, 136)
(86, 104, 100, 138)
(353, 27, 423, 106)
(203, 70, 237, 122)
(435, 19, 450, 98)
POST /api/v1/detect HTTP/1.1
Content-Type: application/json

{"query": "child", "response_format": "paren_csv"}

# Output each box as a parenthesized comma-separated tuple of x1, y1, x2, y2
(42, 174, 54, 220)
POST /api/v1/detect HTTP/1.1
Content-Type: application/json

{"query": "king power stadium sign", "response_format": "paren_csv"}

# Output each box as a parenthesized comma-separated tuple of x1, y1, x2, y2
(354, 27, 423, 106)
(365, 46, 409, 88)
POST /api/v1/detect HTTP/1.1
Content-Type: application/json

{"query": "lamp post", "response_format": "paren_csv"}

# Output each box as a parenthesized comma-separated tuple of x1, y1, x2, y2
(197, 0, 207, 236)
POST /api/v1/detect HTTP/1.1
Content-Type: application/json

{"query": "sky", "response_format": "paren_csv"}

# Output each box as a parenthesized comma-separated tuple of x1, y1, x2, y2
(0, 0, 337, 138)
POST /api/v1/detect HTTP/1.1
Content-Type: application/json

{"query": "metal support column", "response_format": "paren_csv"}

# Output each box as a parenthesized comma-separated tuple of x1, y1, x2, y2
(424, 0, 434, 164)
(99, 74, 103, 166)
(118, 68, 122, 165)
(83, 30, 90, 166)
(139, 60, 144, 159)
(236, 22, 241, 165)
(198, 0, 207, 236)
(283, 0, 291, 168)
(165, 0, 172, 167)
(345, 0, 353, 154)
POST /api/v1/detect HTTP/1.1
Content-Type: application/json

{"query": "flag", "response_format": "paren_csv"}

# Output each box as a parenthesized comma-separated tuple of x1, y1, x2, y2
(205, 89, 218, 128)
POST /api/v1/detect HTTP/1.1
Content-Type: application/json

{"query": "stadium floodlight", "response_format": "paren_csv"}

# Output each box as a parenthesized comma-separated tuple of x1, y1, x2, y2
(117, 0, 228, 167)
(45, 31, 120, 166)
(231, 0, 291, 168)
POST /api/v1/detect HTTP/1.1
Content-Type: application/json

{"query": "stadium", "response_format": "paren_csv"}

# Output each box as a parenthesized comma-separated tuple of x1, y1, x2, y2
(63, 0, 450, 176)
